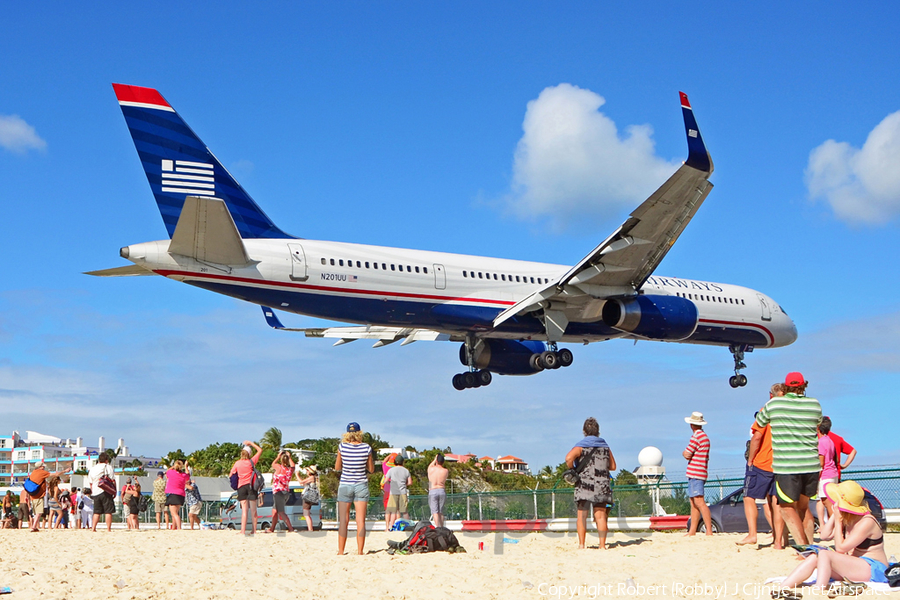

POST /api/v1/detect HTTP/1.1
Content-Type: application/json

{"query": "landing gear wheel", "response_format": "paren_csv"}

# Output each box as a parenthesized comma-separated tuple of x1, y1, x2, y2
(736, 374, 748, 387)
(477, 370, 492, 386)
(540, 351, 559, 369)
(557, 348, 574, 367)
(452, 374, 466, 391)
(530, 353, 545, 371)
(463, 372, 477, 388)
(729, 375, 739, 388)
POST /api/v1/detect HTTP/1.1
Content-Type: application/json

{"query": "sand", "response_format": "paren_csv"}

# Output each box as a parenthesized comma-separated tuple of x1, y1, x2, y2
(1, 529, 897, 599)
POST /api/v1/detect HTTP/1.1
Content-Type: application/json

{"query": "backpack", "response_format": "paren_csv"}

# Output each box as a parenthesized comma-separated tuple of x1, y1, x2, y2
(403, 521, 435, 552)
(422, 527, 461, 553)
(138, 495, 149, 513)
(251, 466, 265, 493)
(387, 521, 461, 554)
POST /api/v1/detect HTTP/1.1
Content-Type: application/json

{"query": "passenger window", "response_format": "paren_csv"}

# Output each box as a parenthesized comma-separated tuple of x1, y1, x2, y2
(407, 265, 411, 273)
(424, 267, 428, 274)
(339, 259, 344, 267)
(478, 273, 483, 279)
(391, 264, 396, 271)
(515, 276, 520, 282)
(463, 271, 467, 278)
(357, 261, 361, 268)
(415, 266, 420, 273)
(501, 274, 506, 281)
(365, 262, 370, 269)
(382, 263, 387, 270)
(321, 258, 326, 265)
(493, 274, 497, 280)
(330, 259, 335, 266)
(373, 263, 378, 269)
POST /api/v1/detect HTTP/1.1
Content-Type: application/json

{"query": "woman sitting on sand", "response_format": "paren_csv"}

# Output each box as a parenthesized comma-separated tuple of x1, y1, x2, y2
(265, 450, 295, 533)
(229, 440, 262, 535)
(335, 422, 374, 555)
(565, 417, 616, 550)
(772, 480, 888, 599)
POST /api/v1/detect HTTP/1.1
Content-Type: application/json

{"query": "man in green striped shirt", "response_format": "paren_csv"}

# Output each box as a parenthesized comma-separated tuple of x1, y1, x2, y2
(755, 371, 822, 545)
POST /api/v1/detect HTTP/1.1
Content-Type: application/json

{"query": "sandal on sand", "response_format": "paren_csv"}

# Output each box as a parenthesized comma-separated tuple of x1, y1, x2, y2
(772, 590, 802, 600)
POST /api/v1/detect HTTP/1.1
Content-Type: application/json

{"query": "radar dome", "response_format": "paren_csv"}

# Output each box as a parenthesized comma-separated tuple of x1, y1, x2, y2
(638, 446, 663, 467)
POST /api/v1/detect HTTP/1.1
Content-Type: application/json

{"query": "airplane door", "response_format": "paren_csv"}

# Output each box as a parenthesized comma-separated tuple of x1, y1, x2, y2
(756, 294, 772, 321)
(433, 264, 446, 290)
(288, 243, 308, 281)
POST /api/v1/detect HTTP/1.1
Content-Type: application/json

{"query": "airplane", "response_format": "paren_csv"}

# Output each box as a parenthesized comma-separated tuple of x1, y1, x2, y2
(88, 84, 797, 390)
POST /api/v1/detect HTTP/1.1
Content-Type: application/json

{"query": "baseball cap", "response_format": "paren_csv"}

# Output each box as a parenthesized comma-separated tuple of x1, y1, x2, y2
(346, 422, 360, 432)
(785, 372, 807, 387)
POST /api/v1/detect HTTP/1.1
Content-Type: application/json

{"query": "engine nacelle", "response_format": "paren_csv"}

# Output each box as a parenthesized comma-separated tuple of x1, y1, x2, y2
(459, 339, 547, 375)
(601, 294, 698, 341)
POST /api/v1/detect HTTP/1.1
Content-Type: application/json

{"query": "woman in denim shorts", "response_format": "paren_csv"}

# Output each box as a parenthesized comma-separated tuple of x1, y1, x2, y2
(335, 422, 374, 555)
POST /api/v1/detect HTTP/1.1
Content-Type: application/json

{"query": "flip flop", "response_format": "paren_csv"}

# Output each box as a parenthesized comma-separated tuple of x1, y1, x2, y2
(771, 589, 802, 600)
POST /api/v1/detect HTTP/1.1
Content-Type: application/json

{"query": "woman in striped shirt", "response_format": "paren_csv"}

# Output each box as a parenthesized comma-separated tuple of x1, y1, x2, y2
(335, 422, 374, 555)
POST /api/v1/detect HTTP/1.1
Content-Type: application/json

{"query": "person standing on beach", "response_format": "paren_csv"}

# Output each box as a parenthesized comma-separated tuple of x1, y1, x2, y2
(229, 441, 262, 535)
(737, 385, 785, 548)
(18, 488, 31, 529)
(756, 371, 821, 545)
(384, 455, 412, 531)
(565, 417, 616, 549)
(428, 454, 449, 527)
(152, 471, 167, 529)
(25, 461, 66, 532)
(80, 487, 94, 529)
(297, 466, 319, 532)
(121, 477, 136, 529)
(335, 422, 374, 555)
(683, 411, 713, 536)
(165, 459, 192, 530)
(87, 453, 116, 532)
(816, 418, 839, 527)
(185, 477, 202, 530)
(821, 416, 856, 481)
(265, 450, 295, 533)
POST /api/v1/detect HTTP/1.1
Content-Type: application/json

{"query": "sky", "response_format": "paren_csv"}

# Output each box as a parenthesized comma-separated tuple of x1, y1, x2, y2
(3, 3, 900, 480)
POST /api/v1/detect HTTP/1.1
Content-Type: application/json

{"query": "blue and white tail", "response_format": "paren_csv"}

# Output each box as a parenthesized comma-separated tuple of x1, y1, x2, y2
(113, 83, 291, 239)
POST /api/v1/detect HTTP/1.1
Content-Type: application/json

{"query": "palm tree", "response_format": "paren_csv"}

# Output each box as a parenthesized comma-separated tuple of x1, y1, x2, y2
(260, 427, 282, 450)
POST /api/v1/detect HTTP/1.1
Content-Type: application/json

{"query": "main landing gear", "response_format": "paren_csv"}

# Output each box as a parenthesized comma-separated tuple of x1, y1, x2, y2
(529, 346, 574, 371)
(453, 334, 493, 391)
(728, 344, 753, 388)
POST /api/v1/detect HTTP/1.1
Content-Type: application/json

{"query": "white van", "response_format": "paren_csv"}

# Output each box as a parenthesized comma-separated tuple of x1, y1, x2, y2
(219, 487, 322, 531)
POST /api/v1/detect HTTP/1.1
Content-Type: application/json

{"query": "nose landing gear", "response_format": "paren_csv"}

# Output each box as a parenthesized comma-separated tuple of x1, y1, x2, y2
(728, 344, 753, 388)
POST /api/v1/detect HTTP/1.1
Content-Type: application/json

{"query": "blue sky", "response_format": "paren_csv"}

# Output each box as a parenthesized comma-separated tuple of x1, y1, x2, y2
(3, 3, 900, 477)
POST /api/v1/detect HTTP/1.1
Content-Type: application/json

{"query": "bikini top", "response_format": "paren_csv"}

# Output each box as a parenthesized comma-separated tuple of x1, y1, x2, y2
(855, 515, 883, 549)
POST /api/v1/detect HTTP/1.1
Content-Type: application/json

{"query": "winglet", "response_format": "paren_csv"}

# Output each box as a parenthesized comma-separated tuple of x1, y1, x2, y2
(261, 306, 286, 329)
(680, 92, 713, 173)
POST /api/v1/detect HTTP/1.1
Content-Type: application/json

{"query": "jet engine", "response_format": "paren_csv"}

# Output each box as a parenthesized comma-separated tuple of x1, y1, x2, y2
(601, 295, 698, 341)
(458, 339, 547, 375)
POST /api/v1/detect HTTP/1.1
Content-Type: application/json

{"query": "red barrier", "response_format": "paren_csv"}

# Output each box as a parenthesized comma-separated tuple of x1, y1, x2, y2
(649, 515, 690, 530)
(460, 519, 550, 532)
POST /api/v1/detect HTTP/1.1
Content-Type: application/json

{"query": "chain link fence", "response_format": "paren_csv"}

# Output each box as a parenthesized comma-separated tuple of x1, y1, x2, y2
(314, 467, 900, 522)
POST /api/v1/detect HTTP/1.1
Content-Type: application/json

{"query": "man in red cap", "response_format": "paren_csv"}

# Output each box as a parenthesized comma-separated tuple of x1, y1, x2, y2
(755, 372, 821, 545)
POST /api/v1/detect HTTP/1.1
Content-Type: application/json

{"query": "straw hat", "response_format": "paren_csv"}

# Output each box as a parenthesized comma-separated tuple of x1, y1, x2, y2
(824, 481, 870, 515)
(684, 411, 707, 426)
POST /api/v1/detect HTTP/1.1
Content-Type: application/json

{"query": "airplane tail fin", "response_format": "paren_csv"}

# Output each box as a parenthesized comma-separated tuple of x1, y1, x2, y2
(112, 84, 291, 240)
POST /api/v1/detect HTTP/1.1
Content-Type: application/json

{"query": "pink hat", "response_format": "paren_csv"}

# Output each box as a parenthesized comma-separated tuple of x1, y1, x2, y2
(785, 372, 807, 387)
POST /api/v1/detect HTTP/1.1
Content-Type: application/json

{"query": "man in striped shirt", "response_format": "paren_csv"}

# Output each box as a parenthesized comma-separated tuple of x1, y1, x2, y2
(683, 411, 712, 536)
(755, 371, 822, 545)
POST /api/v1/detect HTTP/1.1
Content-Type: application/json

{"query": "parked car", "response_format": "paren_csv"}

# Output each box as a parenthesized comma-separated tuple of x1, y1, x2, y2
(220, 487, 322, 531)
(687, 486, 886, 534)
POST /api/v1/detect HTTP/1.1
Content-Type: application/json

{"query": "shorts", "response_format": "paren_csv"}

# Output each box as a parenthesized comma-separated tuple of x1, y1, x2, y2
(154, 500, 165, 513)
(386, 494, 408, 513)
(687, 478, 706, 498)
(165, 493, 185, 506)
(860, 556, 889, 584)
(337, 482, 369, 503)
(18, 504, 30, 522)
(188, 503, 201, 516)
(122, 503, 131, 516)
(93, 492, 116, 516)
(273, 490, 288, 513)
(576, 500, 613, 511)
(31, 498, 44, 516)
(817, 477, 836, 500)
(428, 489, 446, 515)
(744, 465, 776, 500)
(775, 472, 818, 505)
(236, 485, 258, 502)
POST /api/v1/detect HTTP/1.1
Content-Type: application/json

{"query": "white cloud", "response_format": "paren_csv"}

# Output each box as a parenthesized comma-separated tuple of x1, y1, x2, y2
(806, 110, 900, 224)
(0, 114, 47, 154)
(507, 84, 680, 228)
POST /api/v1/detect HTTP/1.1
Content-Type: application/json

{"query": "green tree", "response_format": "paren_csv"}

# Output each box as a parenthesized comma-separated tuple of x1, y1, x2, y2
(260, 427, 283, 451)
(187, 442, 242, 477)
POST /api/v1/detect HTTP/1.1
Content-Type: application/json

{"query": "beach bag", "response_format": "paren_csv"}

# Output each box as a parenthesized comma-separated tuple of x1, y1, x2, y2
(229, 472, 239, 491)
(138, 495, 149, 513)
(251, 466, 265, 493)
(422, 527, 460, 553)
(388, 520, 435, 553)
(98, 473, 116, 496)
(563, 447, 598, 485)
(886, 563, 900, 588)
(301, 482, 320, 505)
(23, 478, 40, 494)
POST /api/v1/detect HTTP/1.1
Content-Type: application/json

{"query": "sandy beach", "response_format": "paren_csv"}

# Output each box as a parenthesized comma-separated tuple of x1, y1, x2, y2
(1, 529, 896, 599)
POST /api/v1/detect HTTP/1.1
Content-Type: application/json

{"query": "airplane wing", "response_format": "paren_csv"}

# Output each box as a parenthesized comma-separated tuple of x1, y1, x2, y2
(261, 306, 451, 347)
(493, 92, 714, 338)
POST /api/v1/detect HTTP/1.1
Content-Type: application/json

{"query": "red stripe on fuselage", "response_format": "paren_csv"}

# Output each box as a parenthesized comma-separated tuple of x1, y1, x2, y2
(153, 269, 517, 307)
(698, 318, 774, 346)
(112, 84, 170, 108)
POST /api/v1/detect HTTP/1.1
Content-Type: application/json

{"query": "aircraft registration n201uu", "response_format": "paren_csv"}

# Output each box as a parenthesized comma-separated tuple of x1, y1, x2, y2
(88, 84, 797, 390)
